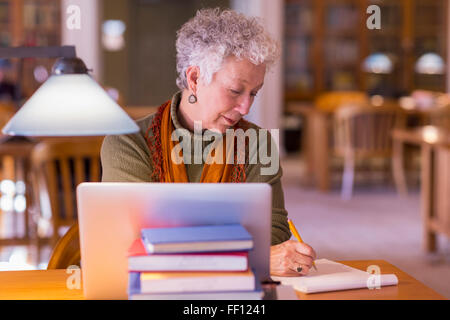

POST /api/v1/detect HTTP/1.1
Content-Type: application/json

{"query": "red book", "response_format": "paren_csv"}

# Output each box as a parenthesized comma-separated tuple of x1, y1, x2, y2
(127, 239, 249, 272)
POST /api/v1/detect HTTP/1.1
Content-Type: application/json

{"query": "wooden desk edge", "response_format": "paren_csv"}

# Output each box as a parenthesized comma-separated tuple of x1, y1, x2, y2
(0, 260, 446, 300)
(294, 259, 446, 300)
(392, 128, 450, 148)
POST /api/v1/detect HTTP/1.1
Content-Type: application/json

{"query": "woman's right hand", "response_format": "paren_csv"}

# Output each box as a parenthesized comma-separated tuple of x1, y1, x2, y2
(270, 240, 317, 277)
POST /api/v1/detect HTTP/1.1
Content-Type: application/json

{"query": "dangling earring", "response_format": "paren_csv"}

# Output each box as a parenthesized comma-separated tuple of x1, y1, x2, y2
(188, 94, 197, 104)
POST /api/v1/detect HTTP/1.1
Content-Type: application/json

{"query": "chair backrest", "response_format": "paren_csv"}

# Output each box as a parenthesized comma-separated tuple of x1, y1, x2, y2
(315, 91, 369, 112)
(47, 222, 80, 269)
(31, 137, 104, 240)
(0, 102, 15, 128)
(333, 102, 406, 158)
(123, 105, 158, 120)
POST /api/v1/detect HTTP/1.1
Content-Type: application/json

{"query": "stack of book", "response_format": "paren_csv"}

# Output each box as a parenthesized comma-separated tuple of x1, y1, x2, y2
(127, 224, 262, 300)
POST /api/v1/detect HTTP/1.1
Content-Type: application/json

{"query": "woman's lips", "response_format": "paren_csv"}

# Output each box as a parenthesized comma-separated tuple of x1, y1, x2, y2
(222, 115, 238, 126)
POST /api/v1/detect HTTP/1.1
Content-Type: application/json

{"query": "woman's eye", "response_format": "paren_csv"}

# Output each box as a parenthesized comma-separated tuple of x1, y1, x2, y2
(229, 89, 257, 97)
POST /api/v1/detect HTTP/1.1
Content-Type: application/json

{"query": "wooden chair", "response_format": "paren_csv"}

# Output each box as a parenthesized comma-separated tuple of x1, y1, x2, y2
(30, 137, 103, 265)
(123, 106, 158, 120)
(47, 222, 80, 269)
(333, 102, 406, 199)
(0, 102, 15, 128)
(299, 91, 369, 190)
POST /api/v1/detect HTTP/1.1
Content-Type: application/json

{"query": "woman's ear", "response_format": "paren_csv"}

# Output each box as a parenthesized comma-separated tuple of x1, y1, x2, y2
(185, 66, 200, 94)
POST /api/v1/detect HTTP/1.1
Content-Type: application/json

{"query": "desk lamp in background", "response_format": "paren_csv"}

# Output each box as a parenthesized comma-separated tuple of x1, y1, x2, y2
(362, 52, 395, 104)
(0, 45, 139, 136)
(398, 53, 447, 112)
(415, 52, 445, 76)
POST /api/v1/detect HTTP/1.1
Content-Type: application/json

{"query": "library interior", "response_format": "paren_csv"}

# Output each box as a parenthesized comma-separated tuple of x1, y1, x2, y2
(0, 0, 449, 300)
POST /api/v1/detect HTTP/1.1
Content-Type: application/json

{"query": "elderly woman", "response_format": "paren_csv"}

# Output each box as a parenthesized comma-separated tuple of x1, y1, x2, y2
(101, 8, 316, 276)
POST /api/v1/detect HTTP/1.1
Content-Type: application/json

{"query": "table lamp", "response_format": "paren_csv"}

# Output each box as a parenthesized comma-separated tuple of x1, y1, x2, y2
(415, 52, 445, 75)
(0, 46, 139, 136)
(362, 53, 393, 74)
(362, 52, 395, 97)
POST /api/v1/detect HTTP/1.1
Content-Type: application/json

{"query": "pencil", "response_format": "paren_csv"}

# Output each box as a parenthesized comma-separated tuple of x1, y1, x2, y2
(288, 219, 318, 271)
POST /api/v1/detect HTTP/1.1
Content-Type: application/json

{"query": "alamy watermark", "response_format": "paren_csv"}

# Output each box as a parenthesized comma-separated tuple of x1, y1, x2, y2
(170, 121, 280, 176)
(367, 5, 381, 30)
(66, 5, 81, 30)
(66, 265, 81, 290)
(366, 265, 381, 290)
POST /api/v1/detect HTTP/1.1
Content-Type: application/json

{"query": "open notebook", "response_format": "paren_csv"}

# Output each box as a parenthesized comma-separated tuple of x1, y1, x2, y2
(271, 259, 398, 294)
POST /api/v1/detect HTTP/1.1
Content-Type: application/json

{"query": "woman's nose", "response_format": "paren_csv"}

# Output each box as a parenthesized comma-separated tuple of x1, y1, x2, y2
(235, 95, 252, 116)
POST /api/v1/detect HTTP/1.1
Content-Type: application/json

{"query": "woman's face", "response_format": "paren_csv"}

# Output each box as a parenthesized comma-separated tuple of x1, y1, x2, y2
(194, 56, 266, 133)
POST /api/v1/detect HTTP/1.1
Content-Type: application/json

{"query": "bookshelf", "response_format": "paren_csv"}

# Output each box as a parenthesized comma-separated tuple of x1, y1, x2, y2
(284, 0, 448, 104)
(365, 0, 403, 97)
(0, 0, 61, 99)
(412, 0, 447, 92)
(322, 0, 364, 93)
(285, 0, 315, 100)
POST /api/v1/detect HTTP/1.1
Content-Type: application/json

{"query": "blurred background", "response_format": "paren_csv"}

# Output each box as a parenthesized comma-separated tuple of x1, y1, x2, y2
(0, 0, 449, 298)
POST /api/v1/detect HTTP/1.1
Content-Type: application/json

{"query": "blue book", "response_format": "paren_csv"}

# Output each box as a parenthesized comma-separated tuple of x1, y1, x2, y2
(141, 224, 253, 253)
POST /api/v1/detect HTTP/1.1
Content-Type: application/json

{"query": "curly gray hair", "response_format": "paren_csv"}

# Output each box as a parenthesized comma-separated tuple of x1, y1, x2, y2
(175, 7, 280, 90)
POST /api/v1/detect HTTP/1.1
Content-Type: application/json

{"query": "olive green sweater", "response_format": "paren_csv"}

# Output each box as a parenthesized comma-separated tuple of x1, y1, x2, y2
(100, 92, 291, 245)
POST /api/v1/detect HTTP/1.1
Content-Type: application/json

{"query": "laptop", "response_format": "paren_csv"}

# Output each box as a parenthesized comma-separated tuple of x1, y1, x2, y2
(76, 182, 272, 299)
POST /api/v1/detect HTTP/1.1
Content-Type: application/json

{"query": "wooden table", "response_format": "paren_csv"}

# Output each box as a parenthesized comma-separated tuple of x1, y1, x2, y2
(296, 260, 445, 300)
(286, 102, 331, 191)
(392, 127, 450, 252)
(0, 260, 445, 300)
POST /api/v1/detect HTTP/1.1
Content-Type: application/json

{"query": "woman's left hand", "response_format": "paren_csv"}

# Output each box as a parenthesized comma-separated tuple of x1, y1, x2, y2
(270, 240, 317, 277)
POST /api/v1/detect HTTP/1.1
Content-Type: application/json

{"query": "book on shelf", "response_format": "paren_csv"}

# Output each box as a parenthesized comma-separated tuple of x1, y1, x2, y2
(23, 2, 59, 30)
(325, 39, 358, 65)
(326, 5, 358, 31)
(128, 272, 263, 300)
(23, 2, 37, 29)
(127, 238, 249, 272)
(285, 40, 309, 70)
(0, 2, 9, 24)
(130, 269, 256, 294)
(141, 224, 253, 253)
(285, 2, 313, 36)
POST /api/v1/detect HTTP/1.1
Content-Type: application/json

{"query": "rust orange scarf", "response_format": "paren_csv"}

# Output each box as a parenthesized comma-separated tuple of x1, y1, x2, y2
(145, 100, 247, 183)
